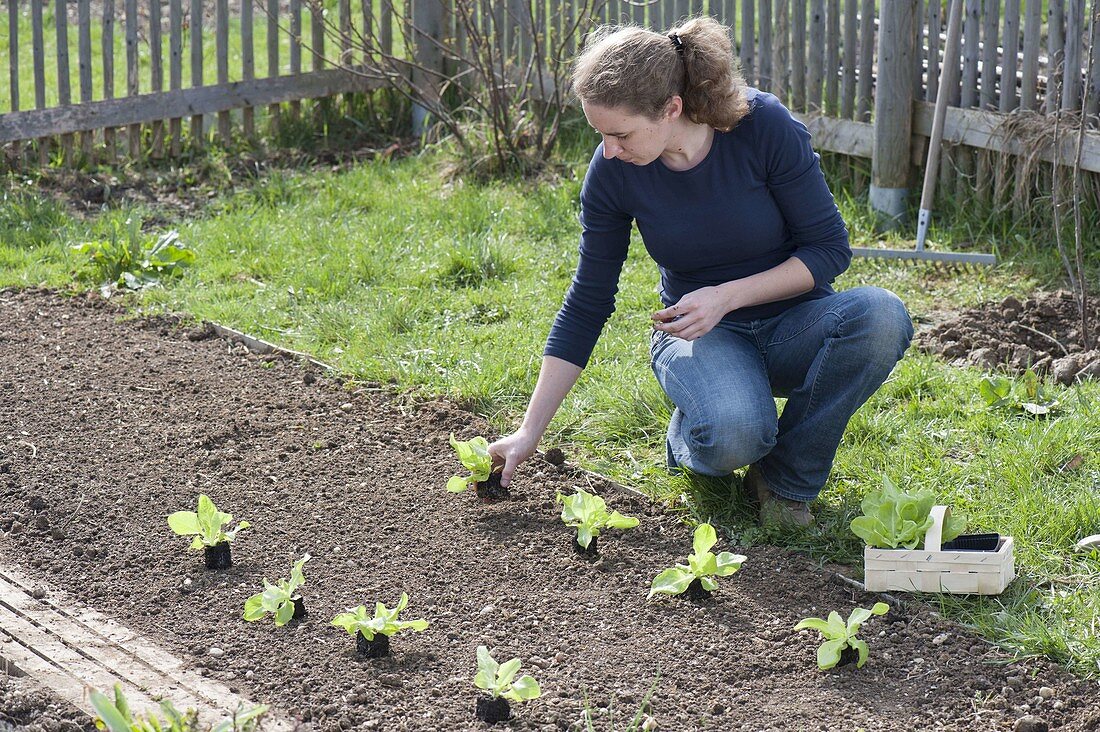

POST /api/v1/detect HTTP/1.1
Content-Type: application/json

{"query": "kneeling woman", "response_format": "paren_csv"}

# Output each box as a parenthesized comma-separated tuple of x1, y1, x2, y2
(489, 17, 913, 526)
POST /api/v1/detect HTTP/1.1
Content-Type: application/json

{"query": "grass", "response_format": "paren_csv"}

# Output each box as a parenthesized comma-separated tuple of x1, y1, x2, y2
(3, 128, 1100, 677)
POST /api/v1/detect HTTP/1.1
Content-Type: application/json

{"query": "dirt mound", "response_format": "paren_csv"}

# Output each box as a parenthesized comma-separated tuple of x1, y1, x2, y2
(917, 290, 1100, 384)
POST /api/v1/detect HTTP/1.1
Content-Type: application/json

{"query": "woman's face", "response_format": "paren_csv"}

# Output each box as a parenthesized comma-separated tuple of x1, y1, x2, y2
(582, 100, 680, 165)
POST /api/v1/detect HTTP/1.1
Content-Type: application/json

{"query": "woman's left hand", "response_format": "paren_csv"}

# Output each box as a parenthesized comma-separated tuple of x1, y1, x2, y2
(651, 286, 732, 341)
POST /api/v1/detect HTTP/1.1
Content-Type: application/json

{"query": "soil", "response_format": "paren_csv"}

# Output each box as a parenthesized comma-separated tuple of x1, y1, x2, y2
(917, 290, 1100, 384)
(0, 674, 96, 732)
(3, 288, 1100, 731)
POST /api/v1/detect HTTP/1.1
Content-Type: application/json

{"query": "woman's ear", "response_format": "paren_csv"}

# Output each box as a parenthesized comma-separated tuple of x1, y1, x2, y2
(663, 96, 684, 121)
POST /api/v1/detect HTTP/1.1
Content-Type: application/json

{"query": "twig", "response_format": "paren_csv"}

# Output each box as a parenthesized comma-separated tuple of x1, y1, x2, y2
(1015, 323, 1070, 356)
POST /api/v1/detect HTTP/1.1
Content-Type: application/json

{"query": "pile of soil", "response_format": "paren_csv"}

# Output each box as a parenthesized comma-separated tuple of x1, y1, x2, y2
(917, 290, 1100, 384)
(0, 674, 96, 732)
(3, 288, 1100, 731)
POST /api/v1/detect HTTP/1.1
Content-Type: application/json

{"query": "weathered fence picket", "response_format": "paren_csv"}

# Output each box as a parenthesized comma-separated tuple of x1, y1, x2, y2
(1020, 0, 1041, 110)
(825, 0, 839, 115)
(78, 0, 93, 157)
(243, 0, 256, 138)
(191, 0, 204, 144)
(125, 0, 139, 157)
(170, 0, 182, 155)
(7, 0, 19, 158)
(857, 0, 874, 120)
(791, 0, 807, 110)
(150, 0, 164, 156)
(841, 0, 857, 116)
(741, 0, 755, 85)
(758, 0, 772, 91)
(808, 0, 825, 112)
(1001, 0, 1020, 113)
(1048, 0, 1065, 112)
(103, 0, 116, 159)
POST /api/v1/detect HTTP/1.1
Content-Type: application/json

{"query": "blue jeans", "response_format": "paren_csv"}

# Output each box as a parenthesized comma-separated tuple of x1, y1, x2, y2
(650, 287, 913, 502)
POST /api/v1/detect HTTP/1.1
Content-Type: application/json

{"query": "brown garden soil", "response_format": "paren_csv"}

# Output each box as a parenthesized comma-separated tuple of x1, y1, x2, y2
(917, 290, 1100, 384)
(3, 288, 1100, 731)
(0, 673, 96, 732)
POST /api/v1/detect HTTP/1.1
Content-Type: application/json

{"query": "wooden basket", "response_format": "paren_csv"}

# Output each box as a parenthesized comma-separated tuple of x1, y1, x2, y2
(863, 506, 1015, 595)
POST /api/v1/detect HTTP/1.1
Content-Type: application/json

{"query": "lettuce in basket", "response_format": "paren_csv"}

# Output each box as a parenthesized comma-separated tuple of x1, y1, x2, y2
(850, 475, 966, 549)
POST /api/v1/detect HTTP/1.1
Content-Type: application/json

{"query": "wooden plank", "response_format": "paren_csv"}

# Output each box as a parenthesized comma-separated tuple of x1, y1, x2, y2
(743, 0, 757, 88)
(1087, 1, 1100, 116)
(841, 0, 857, 116)
(102, 0, 116, 160)
(961, 0, 980, 107)
(340, 0, 352, 65)
(1062, 0, 1084, 109)
(773, 0, 789, 103)
(925, 0, 941, 102)
(78, 0, 94, 157)
(290, 0, 302, 118)
(126, 0, 140, 157)
(0, 68, 385, 142)
(1000, 0, 1020, 111)
(0, 567, 296, 731)
(760, 0, 773, 91)
(7, 0, 19, 158)
(913, 0, 924, 99)
(268, 0, 281, 132)
(856, 0, 874, 120)
(1019, 0, 1040, 109)
(310, 0, 324, 127)
(808, 0, 825, 111)
(170, 0, 183, 156)
(792, 110, 874, 156)
(55, 0, 74, 162)
(825, 0, 839, 114)
(912, 100, 1100, 172)
(723, 0, 735, 38)
(216, 0, 230, 143)
(243, 0, 256, 138)
(980, 0, 1000, 110)
(190, 0, 204, 145)
(381, 0, 393, 57)
(791, 0, 807, 110)
(362, 0, 373, 62)
(151, 0, 165, 156)
(32, 0, 46, 110)
(1047, 0, 1065, 112)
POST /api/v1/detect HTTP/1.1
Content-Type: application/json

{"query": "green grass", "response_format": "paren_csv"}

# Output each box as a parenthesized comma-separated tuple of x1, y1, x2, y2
(3, 139, 1100, 677)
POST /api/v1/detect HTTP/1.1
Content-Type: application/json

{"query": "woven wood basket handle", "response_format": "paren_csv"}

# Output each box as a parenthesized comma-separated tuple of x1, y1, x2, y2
(923, 505, 950, 551)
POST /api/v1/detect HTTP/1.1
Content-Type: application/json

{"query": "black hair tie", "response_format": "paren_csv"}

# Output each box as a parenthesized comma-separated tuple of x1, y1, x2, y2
(668, 33, 684, 54)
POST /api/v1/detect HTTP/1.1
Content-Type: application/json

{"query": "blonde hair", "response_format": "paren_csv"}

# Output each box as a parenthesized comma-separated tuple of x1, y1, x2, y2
(571, 17, 750, 131)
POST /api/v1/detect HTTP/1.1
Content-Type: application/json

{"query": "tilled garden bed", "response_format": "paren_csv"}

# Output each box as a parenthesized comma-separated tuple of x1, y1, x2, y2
(2, 288, 1100, 731)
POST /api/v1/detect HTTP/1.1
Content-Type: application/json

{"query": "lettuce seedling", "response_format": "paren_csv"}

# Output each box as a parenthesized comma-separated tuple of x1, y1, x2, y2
(474, 645, 542, 701)
(648, 523, 746, 599)
(556, 489, 639, 552)
(90, 684, 267, 732)
(849, 475, 966, 549)
(447, 434, 493, 492)
(331, 593, 429, 657)
(167, 494, 250, 549)
(243, 555, 310, 627)
(794, 602, 890, 670)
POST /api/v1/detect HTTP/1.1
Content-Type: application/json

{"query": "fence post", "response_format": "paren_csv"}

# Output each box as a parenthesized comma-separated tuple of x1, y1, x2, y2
(411, 0, 445, 137)
(870, 0, 917, 225)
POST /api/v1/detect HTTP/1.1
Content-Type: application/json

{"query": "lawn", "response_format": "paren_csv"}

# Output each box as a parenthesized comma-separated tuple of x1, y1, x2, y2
(2, 126, 1099, 680)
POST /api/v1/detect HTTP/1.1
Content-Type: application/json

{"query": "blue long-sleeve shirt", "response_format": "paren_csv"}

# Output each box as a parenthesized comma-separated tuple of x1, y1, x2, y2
(544, 89, 852, 368)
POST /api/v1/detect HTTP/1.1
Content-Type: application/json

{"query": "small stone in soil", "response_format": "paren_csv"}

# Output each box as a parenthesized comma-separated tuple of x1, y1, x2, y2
(1013, 715, 1049, 732)
(208, 647, 225, 658)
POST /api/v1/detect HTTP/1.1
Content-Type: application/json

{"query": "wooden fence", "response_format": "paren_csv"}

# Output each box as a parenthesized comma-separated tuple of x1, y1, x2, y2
(2, 0, 1099, 215)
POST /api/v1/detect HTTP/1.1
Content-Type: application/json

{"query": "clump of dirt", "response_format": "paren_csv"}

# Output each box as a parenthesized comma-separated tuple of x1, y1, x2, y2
(0, 674, 96, 732)
(917, 290, 1100, 384)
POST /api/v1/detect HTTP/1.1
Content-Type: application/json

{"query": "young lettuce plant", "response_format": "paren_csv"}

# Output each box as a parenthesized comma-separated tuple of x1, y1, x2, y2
(447, 434, 507, 500)
(649, 523, 746, 600)
(90, 684, 267, 732)
(330, 593, 429, 658)
(849, 475, 966, 550)
(473, 645, 541, 725)
(243, 555, 310, 627)
(794, 602, 890, 670)
(556, 489, 640, 557)
(167, 494, 250, 569)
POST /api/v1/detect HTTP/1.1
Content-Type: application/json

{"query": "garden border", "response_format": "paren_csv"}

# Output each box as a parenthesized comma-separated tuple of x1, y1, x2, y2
(0, 564, 295, 731)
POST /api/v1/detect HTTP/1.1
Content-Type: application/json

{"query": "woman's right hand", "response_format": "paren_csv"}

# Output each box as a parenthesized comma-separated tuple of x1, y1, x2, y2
(488, 429, 540, 488)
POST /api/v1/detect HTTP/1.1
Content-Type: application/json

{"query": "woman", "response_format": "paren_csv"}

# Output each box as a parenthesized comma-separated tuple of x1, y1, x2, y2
(488, 17, 913, 526)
